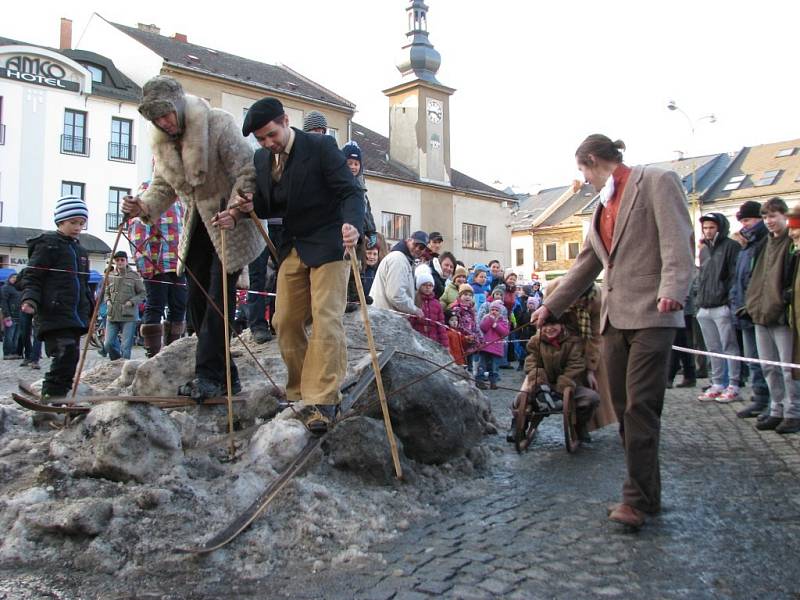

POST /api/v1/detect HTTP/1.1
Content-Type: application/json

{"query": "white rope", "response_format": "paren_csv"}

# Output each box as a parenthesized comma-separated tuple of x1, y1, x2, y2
(672, 345, 800, 370)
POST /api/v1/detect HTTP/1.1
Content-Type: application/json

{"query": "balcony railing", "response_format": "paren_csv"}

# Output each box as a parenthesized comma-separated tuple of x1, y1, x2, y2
(0, 124, 5, 145)
(61, 134, 90, 157)
(106, 212, 122, 231)
(108, 142, 136, 163)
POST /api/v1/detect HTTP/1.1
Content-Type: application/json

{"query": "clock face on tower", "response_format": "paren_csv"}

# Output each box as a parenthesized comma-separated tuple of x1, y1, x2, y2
(426, 98, 443, 124)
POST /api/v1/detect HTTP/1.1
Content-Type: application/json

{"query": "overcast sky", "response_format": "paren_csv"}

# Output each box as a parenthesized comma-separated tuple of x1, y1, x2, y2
(4, 0, 799, 192)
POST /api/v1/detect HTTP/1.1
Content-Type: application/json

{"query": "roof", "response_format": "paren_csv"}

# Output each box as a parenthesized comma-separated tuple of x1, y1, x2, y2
(110, 22, 355, 111)
(0, 226, 112, 254)
(539, 185, 597, 227)
(510, 186, 571, 231)
(703, 138, 800, 205)
(350, 122, 511, 201)
(0, 36, 141, 102)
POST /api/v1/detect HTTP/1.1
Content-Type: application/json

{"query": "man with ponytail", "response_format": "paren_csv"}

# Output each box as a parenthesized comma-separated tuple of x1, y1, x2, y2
(533, 134, 694, 528)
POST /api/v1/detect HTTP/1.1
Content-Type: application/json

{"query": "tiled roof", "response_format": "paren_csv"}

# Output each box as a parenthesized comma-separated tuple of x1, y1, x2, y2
(0, 36, 141, 102)
(350, 122, 511, 200)
(703, 138, 800, 204)
(539, 185, 597, 227)
(511, 186, 574, 231)
(111, 22, 355, 110)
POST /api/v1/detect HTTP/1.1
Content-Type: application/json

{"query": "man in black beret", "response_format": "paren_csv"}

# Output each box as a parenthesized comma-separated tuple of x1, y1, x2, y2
(220, 97, 364, 434)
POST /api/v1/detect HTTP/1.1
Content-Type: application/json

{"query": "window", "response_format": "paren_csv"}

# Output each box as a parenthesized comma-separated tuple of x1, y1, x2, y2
(0, 96, 4, 146)
(722, 175, 746, 191)
(382, 211, 411, 241)
(83, 64, 105, 83)
(754, 170, 780, 187)
(775, 148, 795, 158)
(62, 109, 89, 156)
(568, 242, 581, 259)
(462, 223, 487, 251)
(107, 187, 130, 231)
(61, 182, 87, 229)
(545, 243, 557, 262)
(326, 127, 339, 143)
(515, 248, 524, 266)
(109, 117, 134, 162)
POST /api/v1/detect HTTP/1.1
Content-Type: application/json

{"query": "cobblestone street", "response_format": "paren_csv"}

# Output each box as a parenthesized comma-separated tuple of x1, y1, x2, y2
(208, 370, 800, 599)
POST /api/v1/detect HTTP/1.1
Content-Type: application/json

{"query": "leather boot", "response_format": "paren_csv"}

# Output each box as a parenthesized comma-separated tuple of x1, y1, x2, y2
(162, 322, 171, 348)
(166, 321, 186, 345)
(140, 323, 163, 358)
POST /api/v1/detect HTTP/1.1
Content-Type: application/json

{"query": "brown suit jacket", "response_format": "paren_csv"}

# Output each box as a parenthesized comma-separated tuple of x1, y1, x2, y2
(545, 165, 694, 332)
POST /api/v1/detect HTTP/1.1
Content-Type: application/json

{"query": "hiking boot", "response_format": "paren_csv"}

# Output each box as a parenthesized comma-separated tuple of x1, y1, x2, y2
(715, 386, 742, 404)
(755, 416, 783, 431)
(251, 327, 272, 344)
(737, 401, 768, 419)
(775, 418, 800, 434)
(698, 385, 724, 402)
(306, 405, 338, 435)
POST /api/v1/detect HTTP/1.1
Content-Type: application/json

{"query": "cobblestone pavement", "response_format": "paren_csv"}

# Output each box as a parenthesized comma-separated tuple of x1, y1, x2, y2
(202, 370, 800, 599)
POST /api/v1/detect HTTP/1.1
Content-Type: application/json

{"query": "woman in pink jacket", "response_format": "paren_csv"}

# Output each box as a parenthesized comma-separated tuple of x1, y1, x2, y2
(477, 300, 510, 389)
(410, 271, 449, 347)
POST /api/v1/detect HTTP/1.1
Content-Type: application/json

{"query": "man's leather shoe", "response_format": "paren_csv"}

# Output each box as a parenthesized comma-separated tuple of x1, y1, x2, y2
(755, 416, 783, 431)
(737, 401, 767, 419)
(775, 417, 800, 434)
(608, 504, 645, 528)
(676, 378, 696, 388)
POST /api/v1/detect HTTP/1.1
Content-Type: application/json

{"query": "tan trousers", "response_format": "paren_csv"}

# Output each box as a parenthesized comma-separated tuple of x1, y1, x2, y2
(274, 248, 349, 405)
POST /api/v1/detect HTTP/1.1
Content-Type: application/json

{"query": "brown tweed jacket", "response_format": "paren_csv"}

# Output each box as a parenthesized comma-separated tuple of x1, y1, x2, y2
(545, 165, 694, 332)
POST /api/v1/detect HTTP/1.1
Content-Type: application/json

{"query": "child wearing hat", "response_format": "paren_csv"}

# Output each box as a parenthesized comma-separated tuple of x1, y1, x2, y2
(477, 300, 510, 389)
(410, 271, 449, 347)
(19, 196, 93, 402)
(450, 284, 482, 374)
(439, 265, 468, 310)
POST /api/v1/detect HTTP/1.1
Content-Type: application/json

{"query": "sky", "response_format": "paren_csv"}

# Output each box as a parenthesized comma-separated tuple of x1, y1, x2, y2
(4, 0, 800, 193)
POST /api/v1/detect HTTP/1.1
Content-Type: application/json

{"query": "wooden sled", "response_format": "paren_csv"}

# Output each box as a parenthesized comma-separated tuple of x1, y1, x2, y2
(513, 386, 580, 454)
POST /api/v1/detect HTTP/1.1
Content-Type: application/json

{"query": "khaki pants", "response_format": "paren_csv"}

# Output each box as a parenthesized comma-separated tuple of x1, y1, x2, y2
(603, 325, 675, 514)
(274, 248, 349, 405)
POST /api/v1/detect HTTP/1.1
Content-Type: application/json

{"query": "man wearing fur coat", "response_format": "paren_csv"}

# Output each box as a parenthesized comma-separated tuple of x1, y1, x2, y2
(122, 76, 264, 401)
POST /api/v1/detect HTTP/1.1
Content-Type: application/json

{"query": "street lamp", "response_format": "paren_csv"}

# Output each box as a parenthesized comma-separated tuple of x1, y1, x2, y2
(666, 100, 716, 219)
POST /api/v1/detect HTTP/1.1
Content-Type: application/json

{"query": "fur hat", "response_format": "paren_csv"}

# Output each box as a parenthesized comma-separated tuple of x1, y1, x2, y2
(303, 110, 328, 132)
(453, 265, 468, 280)
(139, 76, 186, 130)
(242, 97, 285, 136)
(458, 283, 474, 296)
(416, 271, 434, 288)
(54, 195, 88, 224)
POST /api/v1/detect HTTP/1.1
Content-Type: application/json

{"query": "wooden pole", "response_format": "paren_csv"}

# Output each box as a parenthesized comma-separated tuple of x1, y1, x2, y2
(220, 228, 236, 459)
(347, 249, 402, 479)
(246, 211, 279, 264)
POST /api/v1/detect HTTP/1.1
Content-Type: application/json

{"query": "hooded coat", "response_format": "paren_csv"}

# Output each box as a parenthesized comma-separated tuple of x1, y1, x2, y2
(696, 213, 740, 309)
(730, 220, 768, 327)
(371, 241, 417, 315)
(137, 79, 264, 274)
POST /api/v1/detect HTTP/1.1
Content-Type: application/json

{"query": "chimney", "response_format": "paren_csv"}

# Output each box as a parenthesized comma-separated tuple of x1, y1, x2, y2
(173, 33, 188, 43)
(59, 18, 72, 50)
(137, 23, 161, 35)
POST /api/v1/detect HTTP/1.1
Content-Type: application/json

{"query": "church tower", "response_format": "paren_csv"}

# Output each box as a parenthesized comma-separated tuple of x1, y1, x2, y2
(383, 0, 455, 184)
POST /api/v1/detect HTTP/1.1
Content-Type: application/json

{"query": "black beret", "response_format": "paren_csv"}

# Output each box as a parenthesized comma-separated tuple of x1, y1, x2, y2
(242, 97, 285, 136)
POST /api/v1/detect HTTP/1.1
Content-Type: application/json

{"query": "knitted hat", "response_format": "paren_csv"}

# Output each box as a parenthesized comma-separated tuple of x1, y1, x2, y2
(490, 300, 504, 311)
(736, 200, 761, 221)
(303, 110, 328, 132)
(458, 283, 474, 295)
(242, 97, 285, 136)
(342, 141, 363, 176)
(453, 265, 468, 280)
(493, 284, 506, 295)
(54, 195, 88, 224)
(139, 76, 186, 127)
(416, 271, 434, 288)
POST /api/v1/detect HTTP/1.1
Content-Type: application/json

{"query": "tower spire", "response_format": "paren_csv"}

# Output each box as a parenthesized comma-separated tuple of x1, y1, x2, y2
(396, 0, 441, 83)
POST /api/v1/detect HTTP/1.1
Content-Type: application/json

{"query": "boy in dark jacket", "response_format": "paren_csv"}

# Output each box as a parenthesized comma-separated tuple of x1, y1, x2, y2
(20, 196, 93, 402)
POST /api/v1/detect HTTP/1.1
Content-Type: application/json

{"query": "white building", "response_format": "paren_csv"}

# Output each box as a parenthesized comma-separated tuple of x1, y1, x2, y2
(0, 29, 151, 271)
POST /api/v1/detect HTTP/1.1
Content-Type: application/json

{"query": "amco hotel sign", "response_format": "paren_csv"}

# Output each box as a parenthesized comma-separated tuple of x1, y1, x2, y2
(0, 47, 89, 93)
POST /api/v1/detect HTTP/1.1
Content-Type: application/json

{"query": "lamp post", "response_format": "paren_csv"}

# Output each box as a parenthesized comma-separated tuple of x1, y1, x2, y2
(666, 100, 716, 221)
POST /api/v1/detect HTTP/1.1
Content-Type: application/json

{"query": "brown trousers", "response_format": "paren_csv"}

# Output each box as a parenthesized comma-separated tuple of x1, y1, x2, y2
(602, 325, 675, 514)
(274, 248, 350, 405)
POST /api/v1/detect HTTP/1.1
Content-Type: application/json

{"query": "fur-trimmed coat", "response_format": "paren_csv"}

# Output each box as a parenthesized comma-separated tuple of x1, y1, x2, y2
(139, 95, 264, 274)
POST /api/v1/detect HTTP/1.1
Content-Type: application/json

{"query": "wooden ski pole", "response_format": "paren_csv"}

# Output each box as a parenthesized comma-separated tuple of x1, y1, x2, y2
(347, 248, 402, 479)
(220, 227, 236, 459)
(234, 189, 279, 263)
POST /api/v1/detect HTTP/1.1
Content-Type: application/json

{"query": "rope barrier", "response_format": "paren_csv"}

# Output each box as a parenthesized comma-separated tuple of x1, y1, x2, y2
(671, 345, 800, 370)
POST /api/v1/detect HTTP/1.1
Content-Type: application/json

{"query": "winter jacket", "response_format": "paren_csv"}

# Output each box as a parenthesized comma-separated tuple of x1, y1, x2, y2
(361, 263, 378, 296)
(696, 213, 740, 308)
(105, 267, 146, 322)
(20, 231, 92, 338)
(439, 280, 461, 311)
(371, 241, 417, 315)
(479, 313, 510, 357)
(428, 257, 447, 298)
(410, 293, 449, 347)
(128, 193, 184, 279)
(503, 285, 519, 315)
(0, 280, 22, 323)
(451, 299, 481, 354)
(139, 95, 264, 274)
(745, 228, 795, 326)
(730, 220, 768, 328)
(524, 329, 587, 394)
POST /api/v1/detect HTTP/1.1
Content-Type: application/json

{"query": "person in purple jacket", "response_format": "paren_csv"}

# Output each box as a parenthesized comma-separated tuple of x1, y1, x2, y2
(477, 300, 510, 389)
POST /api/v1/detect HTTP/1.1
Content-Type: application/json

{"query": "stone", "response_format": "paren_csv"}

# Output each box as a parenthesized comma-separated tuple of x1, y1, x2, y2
(49, 402, 181, 483)
(322, 416, 414, 484)
(25, 498, 113, 537)
(244, 417, 311, 473)
(0, 406, 32, 436)
(131, 336, 197, 396)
